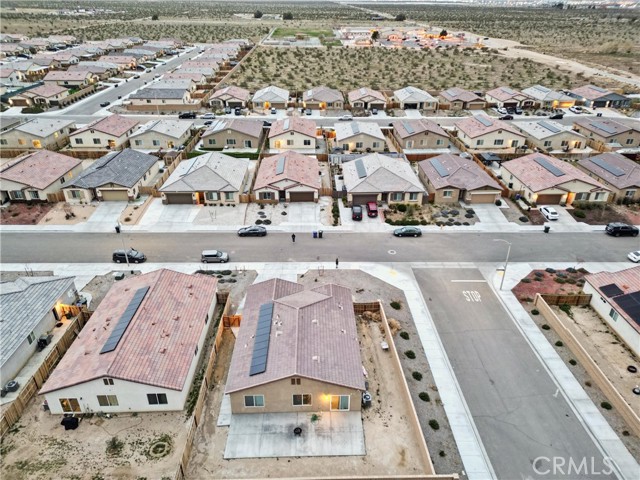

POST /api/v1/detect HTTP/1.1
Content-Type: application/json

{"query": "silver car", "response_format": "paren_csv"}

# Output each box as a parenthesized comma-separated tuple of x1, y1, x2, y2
(201, 250, 229, 263)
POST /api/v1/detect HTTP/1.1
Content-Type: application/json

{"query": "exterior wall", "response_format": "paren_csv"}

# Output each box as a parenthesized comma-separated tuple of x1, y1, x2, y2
(229, 377, 362, 414)
(583, 282, 639, 357)
(458, 130, 525, 150)
(203, 131, 260, 149)
(0, 128, 73, 150)
(419, 170, 459, 203)
(346, 192, 381, 205)
(96, 162, 160, 201)
(1, 288, 77, 383)
(131, 131, 191, 150)
(526, 132, 585, 152)
(396, 131, 449, 149)
(252, 100, 287, 110)
(337, 133, 386, 152)
(304, 100, 343, 110)
(129, 94, 191, 107)
(576, 166, 639, 203)
(210, 97, 247, 108)
(573, 125, 640, 149)
(254, 184, 318, 203)
(270, 132, 316, 151)
(400, 100, 437, 111)
(70, 130, 133, 150)
(63, 187, 93, 204)
(1, 164, 83, 202)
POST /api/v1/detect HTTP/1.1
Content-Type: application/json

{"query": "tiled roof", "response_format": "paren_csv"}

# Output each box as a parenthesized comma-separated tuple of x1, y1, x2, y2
(394, 86, 435, 103)
(152, 79, 194, 90)
(578, 153, 640, 190)
(502, 153, 608, 192)
(1, 276, 76, 368)
(40, 270, 217, 394)
(99, 55, 136, 64)
(24, 84, 68, 98)
(211, 85, 251, 101)
(584, 266, 640, 332)
(10, 118, 75, 138)
(225, 279, 365, 393)
(485, 86, 525, 102)
(202, 118, 263, 139)
(252, 85, 289, 103)
(44, 70, 90, 81)
(71, 114, 139, 138)
(129, 88, 187, 100)
(164, 72, 206, 82)
(455, 115, 524, 139)
(254, 151, 320, 190)
(334, 121, 385, 141)
(0, 151, 81, 189)
(129, 120, 193, 140)
(160, 152, 249, 193)
(522, 85, 574, 103)
(569, 84, 612, 101)
(269, 116, 316, 139)
(573, 118, 634, 138)
(418, 153, 502, 191)
(347, 87, 386, 103)
(515, 120, 584, 140)
(303, 86, 343, 103)
(392, 119, 448, 139)
(440, 87, 482, 103)
(67, 149, 157, 189)
(343, 153, 423, 193)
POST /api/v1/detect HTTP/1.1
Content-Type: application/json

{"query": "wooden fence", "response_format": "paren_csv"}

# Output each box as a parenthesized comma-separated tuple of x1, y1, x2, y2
(0, 308, 92, 437)
(471, 154, 512, 198)
(540, 293, 592, 306)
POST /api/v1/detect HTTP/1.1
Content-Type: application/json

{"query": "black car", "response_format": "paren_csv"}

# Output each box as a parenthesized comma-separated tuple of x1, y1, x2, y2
(352, 205, 363, 221)
(133, 75, 141, 79)
(605, 223, 639, 237)
(178, 112, 196, 119)
(238, 225, 267, 237)
(112, 248, 146, 263)
(549, 113, 564, 120)
(393, 226, 422, 237)
(234, 107, 242, 116)
(500, 114, 514, 120)
(100, 101, 111, 107)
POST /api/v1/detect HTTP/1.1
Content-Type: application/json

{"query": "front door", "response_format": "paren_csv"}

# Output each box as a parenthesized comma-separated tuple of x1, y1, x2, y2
(278, 190, 286, 201)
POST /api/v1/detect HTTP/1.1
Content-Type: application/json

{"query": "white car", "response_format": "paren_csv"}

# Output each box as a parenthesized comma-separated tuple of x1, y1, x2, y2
(201, 113, 216, 119)
(339, 114, 353, 121)
(497, 107, 508, 115)
(628, 251, 640, 263)
(539, 206, 559, 221)
(569, 106, 583, 114)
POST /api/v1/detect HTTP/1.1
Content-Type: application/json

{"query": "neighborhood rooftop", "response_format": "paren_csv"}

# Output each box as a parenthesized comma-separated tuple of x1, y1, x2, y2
(67, 149, 158, 189)
(160, 151, 249, 193)
(0, 150, 81, 189)
(578, 153, 640, 190)
(72, 114, 139, 138)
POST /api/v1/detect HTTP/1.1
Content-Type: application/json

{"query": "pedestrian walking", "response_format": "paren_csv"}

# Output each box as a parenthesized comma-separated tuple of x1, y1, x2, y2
(291, 233, 296, 243)
(335, 257, 339, 269)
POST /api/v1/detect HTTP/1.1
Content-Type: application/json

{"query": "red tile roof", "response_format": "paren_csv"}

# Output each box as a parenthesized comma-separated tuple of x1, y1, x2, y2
(254, 151, 320, 190)
(0, 151, 81, 189)
(418, 153, 502, 191)
(455, 115, 524, 139)
(71, 114, 139, 138)
(268, 116, 316, 139)
(40, 269, 217, 394)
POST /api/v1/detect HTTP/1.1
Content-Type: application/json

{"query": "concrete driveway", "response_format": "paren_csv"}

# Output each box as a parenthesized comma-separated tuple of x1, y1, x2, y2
(224, 411, 365, 459)
(137, 198, 201, 227)
(539, 206, 579, 226)
(81, 201, 128, 231)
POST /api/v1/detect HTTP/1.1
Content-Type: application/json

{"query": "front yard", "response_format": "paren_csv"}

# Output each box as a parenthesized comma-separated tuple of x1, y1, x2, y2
(0, 203, 53, 225)
(568, 202, 636, 225)
(383, 203, 478, 226)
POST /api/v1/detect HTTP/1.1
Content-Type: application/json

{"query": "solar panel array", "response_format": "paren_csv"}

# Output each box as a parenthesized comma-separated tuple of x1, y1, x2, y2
(477, 116, 493, 127)
(592, 122, 616, 135)
(534, 156, 565, 177)
(590, 157, 625, 177)
(351, 123, 360, 135)
(445, 88, 457, 97)
(591, 86, 608, 93)
(402, 121, 415, 135)
(430, 158, 449, 178)
(539, 121, 561, 134)
(614, 291, 640, 326)
(100, 286, 149, 354)
(249, 302, 274, 376)
(355, 159, 367, 178)
(600, 283, 624, 298)
(283, 118, 290, 131)
(276, 156, 286, 175)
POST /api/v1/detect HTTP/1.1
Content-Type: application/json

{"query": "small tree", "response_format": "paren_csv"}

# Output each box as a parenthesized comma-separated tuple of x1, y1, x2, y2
(439, 29, 448, 37)
(254, 10, 263, 19)
(395, 13, 407, 21)
(283, 12, 293, 20)
(371, 30, 379, 41)
(151, 14, 159, 21)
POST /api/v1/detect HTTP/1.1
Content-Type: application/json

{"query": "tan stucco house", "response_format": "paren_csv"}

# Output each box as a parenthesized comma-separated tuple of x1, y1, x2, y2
(334, 121, 386, 153)
(69, 115, 139, 151)
(253, 151, 320, 203)
(577, 153, 640, 203)
(391, 119, 450, 150)
(201, 119, 263, 150)
(455, 115, 527, 152)
(268, 117, 317, 153)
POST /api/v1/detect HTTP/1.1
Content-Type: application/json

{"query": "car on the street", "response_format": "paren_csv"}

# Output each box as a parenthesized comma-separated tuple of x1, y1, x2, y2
(339, 114, 353, 121)
(270, 107, 277, 114)
(203, 120, 213, 126)
(154, 73, 161, 78)
(514, 107, 523, 115)
(352, 205, 363, 221)
(628, 251, 640, 263)
(100, 101, 111, 107)
(178, 112, 196, 119)
(366, 202, 378, 218)
(133, 74, 140, 79)
(539, 206, 559, 221)
(549, 113, 564, 120)
(497, 107, 508, 115)
(499, 114, 514, 120)
(201, 113, 215, 119)
(201, 250, 229, 263)
(605, 222, 639, 237)
(393, 226, 422, 237)
(238, 225, 267, 237)
(569, 106, 583, 114)
(112, 248, 146, 264)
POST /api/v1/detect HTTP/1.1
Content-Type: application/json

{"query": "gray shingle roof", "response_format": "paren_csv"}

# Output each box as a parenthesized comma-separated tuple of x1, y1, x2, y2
(129, 88, 186, 100)
(0, 276, 76, 368)
(343, 153, 424, 194)
(67, 149, 158, 189)
(160, 152, 249, 193)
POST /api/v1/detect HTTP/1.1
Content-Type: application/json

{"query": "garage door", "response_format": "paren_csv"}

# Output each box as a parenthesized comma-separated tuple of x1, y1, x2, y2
(470, 193, 498, 204)
(352, 194, 378, 205)
(289, 192, 315, 202)
(165, 193, 194, 204)
(403, 104, 418, 110)
(101, 190, 129, 201)
(536, 194, 563, 205)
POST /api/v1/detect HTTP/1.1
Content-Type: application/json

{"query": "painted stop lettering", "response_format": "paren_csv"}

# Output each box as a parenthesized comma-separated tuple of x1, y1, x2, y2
(463, 291, 481, 302)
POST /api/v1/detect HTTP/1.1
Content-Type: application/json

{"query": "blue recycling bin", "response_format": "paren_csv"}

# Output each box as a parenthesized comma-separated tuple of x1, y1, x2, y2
(313, 231, 317, 238)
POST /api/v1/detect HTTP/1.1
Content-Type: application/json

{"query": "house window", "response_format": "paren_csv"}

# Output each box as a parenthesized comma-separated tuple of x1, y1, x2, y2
(259, 192, 274, 200)
(594, 192, 606, 201)
(152, 140, 160, 146)
(575, 142, 582, 149)
(147, 393, 168, 405)
(419, 139, 425, 146)
(18, 138, 26, 146)
(626, 139, 634, 145)
(97, 395, 119, 407)
(409, 192, 419, 201)
(59, 398, 80, 413)
(244, 395, 265, 407)
(330, 395, 350, 411)
(11, 190, 25, 200)
(70, 190, 82, 199)
(609, 308, 618, 321)
(342, 144, 349, 150)
(303, 139, 311, 146)
(227, 139, 236, 145)
(355, 142, 363, 149)
(436, 139, 444, 146)
(0, 139, 7, 145)
(205, 192, 219, 201)
(208, 139, 216, 145)
(244, 140, 252, 148)
(390, 193, 403, 201)
(443, 190, 453, 198)
(103, 378, 114, 385)
(625, 190, 635, 198)
(373, 142, 380, 149)
(146, 100, 151, 104)
(575, 192, 589, 201)
(224, 192, 234, 201)
(512, 140, 519, 147)
(75, 138, 83, 145)
(93, 138, 101, 144)
(560, 140, 569, 147)
(60, 177, 65, 184)
(29, 191, 40, 200)
(27, 331, 36, 344)
(406, 140, 413, 148)
(286, 139, 294, 146)
(194, 345, 198, 356)
(291, 378, 301, 385)
(494, 139, 504, 146)
(544, 141, 552, 147)
(476, 139, 484, 146)
(135, 140, 143, 146)
(293, 394, 312, 406)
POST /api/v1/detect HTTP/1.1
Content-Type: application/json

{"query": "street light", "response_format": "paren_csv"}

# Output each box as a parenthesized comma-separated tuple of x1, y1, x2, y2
(493, 239, 512, 291)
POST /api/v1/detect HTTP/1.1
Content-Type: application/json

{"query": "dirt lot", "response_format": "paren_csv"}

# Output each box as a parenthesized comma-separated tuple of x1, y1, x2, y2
(567, 203, 632, 225)
(38, 203, 97, 225)
(512, 267, 587, 303)
(384, 203, 478, 227)
(0, 203, 53, 225)
(119, 196, 154, 226)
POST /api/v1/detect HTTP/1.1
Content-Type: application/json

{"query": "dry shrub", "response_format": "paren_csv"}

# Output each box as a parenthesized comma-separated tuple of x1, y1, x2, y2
(388, 318, 401, 336)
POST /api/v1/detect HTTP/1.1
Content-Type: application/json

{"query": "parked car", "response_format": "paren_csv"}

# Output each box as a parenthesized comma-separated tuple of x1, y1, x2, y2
(305, 109, 312, 116)
(506, 107, 516, 114)
(627, 251, 640, 263)
(204, 120, 213, 126)
(112, 248, 146, 264)
(496, 107, 508, 115)
(352, 205, 363, 221)
(179, 112, 196, 119)
(339, 114, 353, 121)
(515, 108, 523, 115)
(393, 226, 422, 237)
(270, 107, 277, 114)
(539, 206, 559, 221)
(201, 113, 215, 119)
(499, 114, 514, 120)
(224, 106, 232, 114)
(234, 107, 241, 115)
(371, 108, 378, 115)
(366, 202, 378, 218)
(201, 250, 229, 263)
(549, 113, 564, 120)
(238, 225, 267, 237)
(569, 106, 583, 114)
(133, 75, 140, 79)
(100, 101, 111, 107)
(154, 74, 161, 78)
(605, 222, 639, 237)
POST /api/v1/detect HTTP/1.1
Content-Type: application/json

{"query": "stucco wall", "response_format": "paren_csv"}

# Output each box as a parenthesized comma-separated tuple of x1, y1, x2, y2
(270, 132, 316, 150)
(337, 133, 386, 152)
(70, 129, 134, 150)
(395, 131, 449, 150)
(131, 131, 191, 150)
(458, 130, 525, 149)
(202, 131, 260, 149)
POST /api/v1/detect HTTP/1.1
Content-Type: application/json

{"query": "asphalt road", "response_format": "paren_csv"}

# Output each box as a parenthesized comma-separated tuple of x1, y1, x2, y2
(0, 231, 638, 264)
(413, 268, 616, 480)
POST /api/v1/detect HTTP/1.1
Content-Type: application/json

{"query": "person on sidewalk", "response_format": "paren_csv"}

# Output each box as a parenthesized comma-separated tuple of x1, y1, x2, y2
(335, 258, 339, 269)
(291, 233, 296, 243)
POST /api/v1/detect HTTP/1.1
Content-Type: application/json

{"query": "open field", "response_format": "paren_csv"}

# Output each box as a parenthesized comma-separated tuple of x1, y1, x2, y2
(229, 45, 624, 93)
(272, 27, 333, 38)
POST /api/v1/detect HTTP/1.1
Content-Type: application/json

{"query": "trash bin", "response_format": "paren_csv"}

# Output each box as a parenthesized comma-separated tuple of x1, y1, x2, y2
(115, 225, 121, 233)
(318, 230, 323, 239)
(313, 231, 317, 238)
(544, 225, 550, 233)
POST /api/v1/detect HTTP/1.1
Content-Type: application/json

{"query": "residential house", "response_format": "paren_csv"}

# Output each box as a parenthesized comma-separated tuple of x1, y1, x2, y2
(69, 115, 139, 151)
(0, 151, 83, 203)
(67, 64, 112, 81)
(98, 55, 137, 69)
(9, 84, 69, 107)
(7, 60, 49, 80)
(0, 68, 26, 85)
(391, 119, 450, 150)
(572, 118, 640, 151)
(43, 69, 95, 87)
(485, 86, 533, 109)
(342, 153, 424, 206)
(0, 118, 77, 150)
(393, 86, 438, 111)
(63, 149, 159, 203)
(567, 85, 630, 109)
(418, 153, 502, 204)
(302, 86, 344, 110)
(252, 85, 289, 111)
(439, 87, 485, 111)
(160, 152, 249, 205)
(210, 85, 251, 109)
(347, 87, 387, 111)
(253, 151, 320, 203)
(129, 120, 193, 150)
(521, 85, 575, 109)
(128, 87, 194, 108)
(1, 276, 78, 387)
(50, 52, 80, 67)
(499, 153, 610, 205)
(0, 118, 21, 133)
(515, 120, 588, 153)
(582, 266, 640, 357)
(40, 269, 218, 414)
(225, 279, 364, 414)
(123, 48, 157, 61)
(268, 117, 317, 152)
(201, 119, 263, 150)
(334, 121, 386, 153)
(577, 153, 640, 203)
(455, 115, 527, 151)
(163, 72, 207, 85)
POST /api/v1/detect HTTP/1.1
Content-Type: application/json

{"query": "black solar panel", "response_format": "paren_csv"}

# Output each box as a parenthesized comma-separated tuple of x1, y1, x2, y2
(590, 157, 625, 177)
(534, 156, 565, 177)
(430, 158, 449, 178)
(600, 283, 624, 298)
(355, 159, 367, 179)
(249, 302, 274, 376)
(614, 291, 640, 326)
(100, 286, 149, 354)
